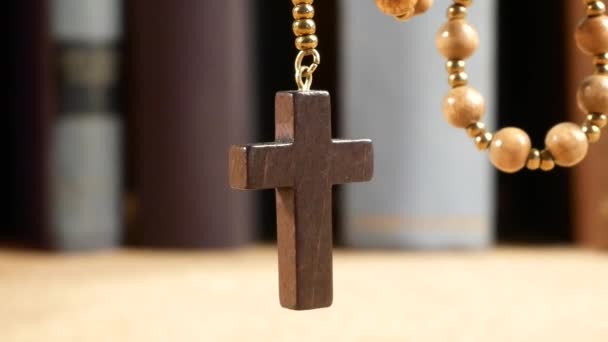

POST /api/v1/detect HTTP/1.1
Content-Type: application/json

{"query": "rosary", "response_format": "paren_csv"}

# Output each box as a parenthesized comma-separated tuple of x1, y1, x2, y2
(229, 0, 608, 310)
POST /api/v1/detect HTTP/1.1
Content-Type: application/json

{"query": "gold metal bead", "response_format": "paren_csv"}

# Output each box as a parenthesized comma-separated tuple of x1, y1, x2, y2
(454, 0, 472, 7)
(527, 148, 542, 171)
(292, 19, 316, 36)
(594, 53, 608, 65)
(447, 5, 467, 20)
(293, 4, 314, 19)
(292, 0, 313, 5)
(466, 121, 486, 138)
(587, 1, 606, 17)
(595, 64, 608, 74)
(449, 72, 468, 87)
(540, 150, 556, 172)
(588, 113, 608, 128)
(446, 59, 466, 73)
(583, 123, 602, 142)
(295, 35, 319, 50)
(474, 132, 493, 150)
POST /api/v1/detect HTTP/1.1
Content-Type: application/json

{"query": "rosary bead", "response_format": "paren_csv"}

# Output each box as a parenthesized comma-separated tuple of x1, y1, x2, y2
(583, 123, 602, 142)
(595, 64, 608, 73)
(293, 4, 314, 20)
(588, 113, 608, 128)
(526, 149, 542, 171)
(466, 121, 486, 137)
(292, 0, 313, 5)
(545, 122, 589, 167)
(577, 75, 608, 113)
(442, 86, 485, 128)
(587, 1, 606, 17)
(593, 52, 608, 64)
(446, 59, 466, 73)
(295, 35, 318, 50)
(540, 150, 556, 172)
(475, 132, 493, 150)
(375, 0, 417, 18)
(448, 72, 469, 87)
(293, 19, 316, 37)
(415, 0, 434, 15)
(576, 15, 608, 55)
(436, 20, 479, 60)
(447, 5, 467, 20)
(489, 128, 532, 173)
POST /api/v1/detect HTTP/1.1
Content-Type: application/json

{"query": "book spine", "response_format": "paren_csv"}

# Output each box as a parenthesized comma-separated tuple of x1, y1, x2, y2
(10, 1, 53, 247)
(565, 2, 608, 248)
(49, 0, 123, 250)
(340, 1, 497, 249)
(126, 1, 254, 247)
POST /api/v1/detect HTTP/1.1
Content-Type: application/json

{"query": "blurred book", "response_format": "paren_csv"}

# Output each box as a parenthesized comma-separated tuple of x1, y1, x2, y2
(340, 1, 497, 249)
(126, 1, 254, 247)
(9, 1, 53, 247)
(565, 2, 608, 248)
(47, 0, 123, 251)
(495, 1, 573, 243)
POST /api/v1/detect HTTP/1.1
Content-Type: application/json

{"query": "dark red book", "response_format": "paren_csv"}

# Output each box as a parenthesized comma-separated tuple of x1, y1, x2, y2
(126, 1, 255, 247)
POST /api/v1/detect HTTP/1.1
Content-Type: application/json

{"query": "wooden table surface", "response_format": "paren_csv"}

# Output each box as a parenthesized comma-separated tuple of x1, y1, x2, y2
(1, 247, 608, 341)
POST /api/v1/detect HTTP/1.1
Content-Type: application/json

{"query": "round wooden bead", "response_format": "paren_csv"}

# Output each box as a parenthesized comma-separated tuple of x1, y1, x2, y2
(545, 122, 589, 167)
(442, 86, 485, 128)
(375, 0, 417, 18)
(436, 19, 479, 60)
(575, 15, 608, 55)
(415, 0, 433, 15)
(489, 127, 532, 173)
(577, 75, 608, 113)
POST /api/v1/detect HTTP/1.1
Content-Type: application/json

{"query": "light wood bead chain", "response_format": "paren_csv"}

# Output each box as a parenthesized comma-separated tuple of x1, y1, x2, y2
(436, 0, 608, 173)
(292, 0, 321, 91)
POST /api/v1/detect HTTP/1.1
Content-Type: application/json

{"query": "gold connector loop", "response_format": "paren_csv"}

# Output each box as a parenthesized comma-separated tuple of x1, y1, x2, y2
(294, 48, 321, 91)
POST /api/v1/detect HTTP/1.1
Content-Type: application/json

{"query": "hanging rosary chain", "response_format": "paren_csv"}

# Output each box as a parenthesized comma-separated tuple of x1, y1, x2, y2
(292, 0, 320, 91)
(432, 0, 608, 173)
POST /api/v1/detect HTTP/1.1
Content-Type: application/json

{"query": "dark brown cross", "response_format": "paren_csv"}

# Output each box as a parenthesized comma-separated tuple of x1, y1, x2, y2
(229, 91, 373, 310)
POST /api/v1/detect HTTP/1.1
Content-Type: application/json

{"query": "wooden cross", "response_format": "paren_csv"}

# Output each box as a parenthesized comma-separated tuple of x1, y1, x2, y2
(229, 91, 373, 310)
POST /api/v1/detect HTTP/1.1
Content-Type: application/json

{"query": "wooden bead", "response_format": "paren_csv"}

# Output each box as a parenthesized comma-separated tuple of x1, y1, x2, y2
(576, 15, 608, 55)
(436, 19, 479, 60)
(442, 86, 485, 128)
(415, 0, 433, 15)
(577, 75, 608, 113)
(489, 127, 532, 173)
(375, 0, 417, 18)
(545, 122, 589, 167)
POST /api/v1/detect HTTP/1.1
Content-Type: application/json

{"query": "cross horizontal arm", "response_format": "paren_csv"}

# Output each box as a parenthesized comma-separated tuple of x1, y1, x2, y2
(329, 139, 374, 185)
(229, 143, 294, 190)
